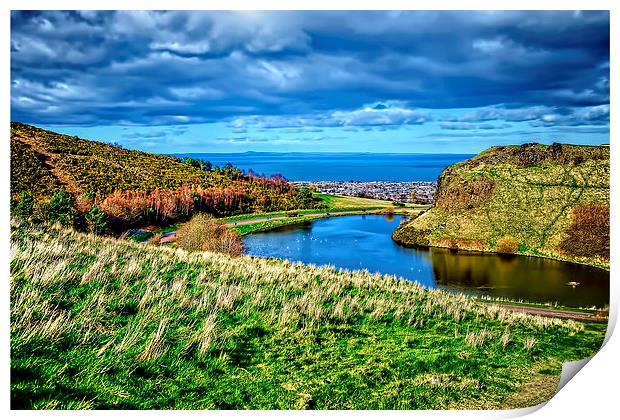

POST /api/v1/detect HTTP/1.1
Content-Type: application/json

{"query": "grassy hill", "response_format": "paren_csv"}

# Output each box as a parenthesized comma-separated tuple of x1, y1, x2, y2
(393, 143, 610, 268)
(10, 221, 605, 409)
(10, 123, 317, 228)
(10, 122, 243, 197)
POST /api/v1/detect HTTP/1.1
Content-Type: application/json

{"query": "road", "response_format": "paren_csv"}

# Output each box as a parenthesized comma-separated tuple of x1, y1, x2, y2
(488, 303, 608, 324)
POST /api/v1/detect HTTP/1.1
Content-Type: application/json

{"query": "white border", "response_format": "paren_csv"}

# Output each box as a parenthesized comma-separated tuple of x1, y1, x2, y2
(2, 2, 617, 419)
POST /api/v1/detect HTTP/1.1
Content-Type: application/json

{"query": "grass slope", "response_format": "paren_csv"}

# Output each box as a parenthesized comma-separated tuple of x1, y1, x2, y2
(10, 122, 229, 197)
(313, 193, 395, 209)
(393, 143, 609, 268)
(11, 222, 605, 409)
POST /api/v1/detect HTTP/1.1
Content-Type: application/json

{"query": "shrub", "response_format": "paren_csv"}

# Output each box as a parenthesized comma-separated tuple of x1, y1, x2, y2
(148, 233, 163, 245)
(32, 199, 50, 223)
(495, 236, 518, 254)
(176, 213, 244, 257)
(285, 210, 299, 217)
(85, 205, 108, 234)
(296, 186, 314, 207)
(13, 191, 34, 220)
(11, 123, 313, 222)
(560, 204, 610, 259)
(48, 188, 77, 227)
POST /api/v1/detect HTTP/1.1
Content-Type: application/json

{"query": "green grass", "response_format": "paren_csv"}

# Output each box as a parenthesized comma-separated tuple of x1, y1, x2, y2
(223, 193, 413, 223)
(223, 209, 320, 223)
(313, 193, 422, 210)
(229, 216, 325, 236)
(10, 222, 605, 409)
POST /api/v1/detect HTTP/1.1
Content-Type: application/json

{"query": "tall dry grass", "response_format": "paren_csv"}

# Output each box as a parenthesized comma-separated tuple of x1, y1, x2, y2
(10, 220, 585, 367)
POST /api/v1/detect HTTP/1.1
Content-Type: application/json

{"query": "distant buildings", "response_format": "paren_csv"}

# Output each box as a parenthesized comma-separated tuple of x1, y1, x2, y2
(293, 181, 436, 204)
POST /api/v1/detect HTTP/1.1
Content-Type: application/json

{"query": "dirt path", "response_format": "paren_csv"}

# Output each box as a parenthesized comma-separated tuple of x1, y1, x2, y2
(488, 303, 608, 324)
(15, 134, 83, 195)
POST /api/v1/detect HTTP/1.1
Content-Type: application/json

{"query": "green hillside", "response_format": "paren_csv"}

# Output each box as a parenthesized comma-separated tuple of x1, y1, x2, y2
(393, 143, 609, 268)
(11, 122, 226, 197)
(10, 123, 318, 228)
(10, 221, 605, 409)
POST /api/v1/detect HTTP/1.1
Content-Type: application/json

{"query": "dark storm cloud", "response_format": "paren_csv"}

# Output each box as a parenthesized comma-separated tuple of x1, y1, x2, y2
(122, 126, 188, 141)
(444, 104, 609, 127)
(10, 10, 609, 127)
(440, 122, 512, 131)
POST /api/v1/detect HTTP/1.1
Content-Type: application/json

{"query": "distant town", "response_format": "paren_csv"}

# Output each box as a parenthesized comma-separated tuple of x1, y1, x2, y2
(293, 181, 436, 204)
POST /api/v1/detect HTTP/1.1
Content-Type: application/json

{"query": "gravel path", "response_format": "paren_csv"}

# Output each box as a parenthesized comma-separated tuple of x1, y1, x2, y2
(488, 303, 608, 324)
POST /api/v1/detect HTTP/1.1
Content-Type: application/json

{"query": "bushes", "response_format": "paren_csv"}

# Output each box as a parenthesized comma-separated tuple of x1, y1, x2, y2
(85, 205, 108, 234)
(560, 204, 610, 259)
(48, 189, 77, 227)
(10, 136, 60, 197)
(12, 191, 34, 220)
(100, 186, 253, 228)
(495, 237, 518, 254)
(176, 213, 245, 257)
(11, 123, 315, 223)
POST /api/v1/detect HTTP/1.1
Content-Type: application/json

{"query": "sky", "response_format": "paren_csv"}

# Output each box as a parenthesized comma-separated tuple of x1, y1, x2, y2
(10, 10, 610, 154)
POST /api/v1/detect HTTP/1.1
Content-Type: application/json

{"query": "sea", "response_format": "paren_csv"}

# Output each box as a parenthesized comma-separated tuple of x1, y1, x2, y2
(173, 152, 474, 182)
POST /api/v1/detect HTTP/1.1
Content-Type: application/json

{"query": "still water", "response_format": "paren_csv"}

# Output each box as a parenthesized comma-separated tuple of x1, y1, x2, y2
(243, 214, 609, 308)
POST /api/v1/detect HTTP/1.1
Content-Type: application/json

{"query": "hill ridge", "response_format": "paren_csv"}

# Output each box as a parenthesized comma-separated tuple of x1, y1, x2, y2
(10, 122, 317, 228)
(393, 143, 609, 268)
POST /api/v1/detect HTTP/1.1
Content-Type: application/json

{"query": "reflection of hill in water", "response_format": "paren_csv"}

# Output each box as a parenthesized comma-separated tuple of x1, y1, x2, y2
(431, 251, 518, 288)
(267, 221, 313, 234)
(430, 249, 609, 307)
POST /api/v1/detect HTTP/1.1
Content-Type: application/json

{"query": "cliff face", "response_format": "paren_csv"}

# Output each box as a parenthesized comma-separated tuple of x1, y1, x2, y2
(393, 143, 610, 268)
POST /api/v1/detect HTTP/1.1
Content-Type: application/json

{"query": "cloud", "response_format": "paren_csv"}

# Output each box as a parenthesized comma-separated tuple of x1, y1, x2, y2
(228, 102, 431, 130)
(445, 104, 609, 127)
(122, 125, 189, 142)
(440, 122, 512, 130)
(10, 10, 609, 132)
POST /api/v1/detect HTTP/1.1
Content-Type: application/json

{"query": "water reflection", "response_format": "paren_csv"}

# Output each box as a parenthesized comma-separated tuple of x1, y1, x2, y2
(243, 215, 609, 308)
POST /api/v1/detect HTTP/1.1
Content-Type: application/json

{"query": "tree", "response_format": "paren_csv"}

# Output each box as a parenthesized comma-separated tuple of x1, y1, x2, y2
(296, 186, 314, 207)
(85, 205, 108, 234)
(408, 189, 425, 204)
(48, 188, 77, 227)
(200, 159, 212, 171)
(13, 191, 34, 220)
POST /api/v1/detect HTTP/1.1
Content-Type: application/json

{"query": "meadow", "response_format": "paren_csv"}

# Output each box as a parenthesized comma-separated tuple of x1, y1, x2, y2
(11, 221, 605, 409)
